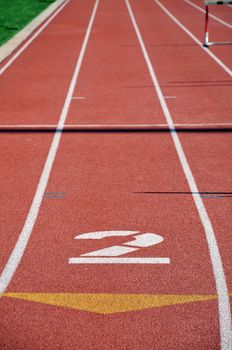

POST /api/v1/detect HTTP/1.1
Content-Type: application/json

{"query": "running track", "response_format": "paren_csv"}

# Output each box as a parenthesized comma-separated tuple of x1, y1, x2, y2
(0, 0, 232, 349)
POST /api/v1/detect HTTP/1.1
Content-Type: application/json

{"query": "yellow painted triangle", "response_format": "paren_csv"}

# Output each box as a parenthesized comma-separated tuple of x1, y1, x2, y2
(1, 292, 228, 314)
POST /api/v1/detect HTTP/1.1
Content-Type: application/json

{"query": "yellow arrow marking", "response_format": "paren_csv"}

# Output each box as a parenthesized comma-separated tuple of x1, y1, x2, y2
(2, 293, 231, 314)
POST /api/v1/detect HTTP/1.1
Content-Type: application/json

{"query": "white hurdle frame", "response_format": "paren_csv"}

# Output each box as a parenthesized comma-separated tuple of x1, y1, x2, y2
(204, 0, 232, 47)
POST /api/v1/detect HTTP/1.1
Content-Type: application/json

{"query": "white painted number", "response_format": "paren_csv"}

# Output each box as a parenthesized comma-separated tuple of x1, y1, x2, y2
(69, 230, 170, 264)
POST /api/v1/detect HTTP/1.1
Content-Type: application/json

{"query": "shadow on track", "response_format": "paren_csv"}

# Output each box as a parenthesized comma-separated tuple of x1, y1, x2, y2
(1, 126, 232, 133)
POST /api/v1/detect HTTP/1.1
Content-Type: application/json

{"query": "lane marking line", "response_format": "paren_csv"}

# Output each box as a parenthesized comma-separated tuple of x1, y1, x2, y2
(0, 0, 70, 64)
(126, 1, 232, 348)
(0, 0, 100, 294)
(0, 0, 70, 76)
(184, 0, 232, 29)
(3, 292, 228, 314)
(154, 0, 232, 77)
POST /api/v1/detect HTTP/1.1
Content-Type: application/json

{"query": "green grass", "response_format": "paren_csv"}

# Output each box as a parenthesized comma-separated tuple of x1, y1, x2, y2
(0, 0, 56, 46)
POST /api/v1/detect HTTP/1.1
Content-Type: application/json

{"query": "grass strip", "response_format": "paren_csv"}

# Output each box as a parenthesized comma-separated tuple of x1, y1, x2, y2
(0, 0, 56, 46)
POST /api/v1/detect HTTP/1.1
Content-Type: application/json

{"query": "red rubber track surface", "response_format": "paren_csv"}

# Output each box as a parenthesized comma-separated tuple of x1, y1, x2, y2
(0, 0, 231, 349)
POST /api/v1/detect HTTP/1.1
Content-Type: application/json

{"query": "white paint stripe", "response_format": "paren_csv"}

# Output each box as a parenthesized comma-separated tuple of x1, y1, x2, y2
(0, 0, 100, 294)
(185, 0, 232, 28)
(0, 0, 70, 76)
(0, 0, 69, 64)
(125, 1, 232, 349)
(1, 123, 232, 128)
(69, 257, 170, 264)
(154, 0, 232, 78)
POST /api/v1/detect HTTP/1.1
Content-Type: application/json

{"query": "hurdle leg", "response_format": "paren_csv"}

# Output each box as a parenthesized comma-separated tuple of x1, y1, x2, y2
(204, 5, 209, 47)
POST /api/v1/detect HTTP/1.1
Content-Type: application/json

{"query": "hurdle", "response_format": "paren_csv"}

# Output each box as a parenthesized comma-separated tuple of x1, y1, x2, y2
(204, 0, 232, 47)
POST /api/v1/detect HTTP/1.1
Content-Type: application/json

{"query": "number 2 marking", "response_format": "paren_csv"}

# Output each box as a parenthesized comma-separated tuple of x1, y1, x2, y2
(69, 230, 170, 264)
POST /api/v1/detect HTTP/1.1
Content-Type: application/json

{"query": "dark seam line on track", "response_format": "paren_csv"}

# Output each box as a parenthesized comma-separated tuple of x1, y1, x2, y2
(200, 196, 232, 199)
(143, 44, 197, 47)
(161, 84, 232, 87)
(124, 84, 232, 88)
(43, 196, 66, 199)
(44, 192, 66, 198)
(44, 195, 66, 197)
(44, 193, 66, 195)
(126, 80, 232, 84)
(44, 192, 66, 194)
(134, 191, 232, 196)
(124, 85, 153, 88)
(121, 44, 197, 47)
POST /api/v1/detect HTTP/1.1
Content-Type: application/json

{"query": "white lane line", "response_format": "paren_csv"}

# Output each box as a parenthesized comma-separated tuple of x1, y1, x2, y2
(0, 0, 69, 64)
(1, 123, 232, 129)
(154, 0, 232, 78)
(69, 258, 170, 264)
(0, 0, 70, 76)
(0, 0, 100, 294)
(184, 0, 232, 29)
(125, 1, 232, 349)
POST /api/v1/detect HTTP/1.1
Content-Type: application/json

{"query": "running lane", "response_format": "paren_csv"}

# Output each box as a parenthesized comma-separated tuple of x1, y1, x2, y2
(0, 0, 95, 273)
(0, 1, 229, 349)
(130, 0, 232, 343)
(68, 0, 165, 124)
